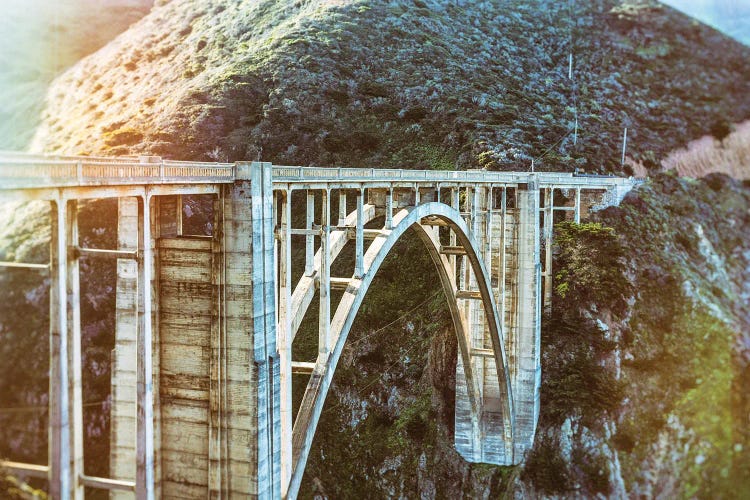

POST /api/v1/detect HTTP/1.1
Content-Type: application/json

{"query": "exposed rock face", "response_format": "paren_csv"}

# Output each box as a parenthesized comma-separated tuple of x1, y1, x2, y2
(32, 0, 750, 174)
(521, 174, 750, 498)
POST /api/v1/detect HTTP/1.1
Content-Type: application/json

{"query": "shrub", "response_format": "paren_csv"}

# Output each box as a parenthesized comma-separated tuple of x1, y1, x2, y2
(553, 221, 631, 315)
(522, 437, 572, 495)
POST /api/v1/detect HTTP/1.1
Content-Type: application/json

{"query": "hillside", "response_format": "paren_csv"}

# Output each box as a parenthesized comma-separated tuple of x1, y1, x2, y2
(3, 0, 750, 497)
(0, 0, 153, 150)
(31, 0, 750, 174)
(524, 173, 750, 498)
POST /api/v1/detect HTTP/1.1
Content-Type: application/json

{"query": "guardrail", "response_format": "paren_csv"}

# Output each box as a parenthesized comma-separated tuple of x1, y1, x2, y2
(271, 165, 638, 188)
(0, 153, 235, 189)
(0, 152, 638, 190)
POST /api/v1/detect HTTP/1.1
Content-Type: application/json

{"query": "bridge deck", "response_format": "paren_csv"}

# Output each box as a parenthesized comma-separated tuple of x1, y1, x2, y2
(0, 152, 635, 192)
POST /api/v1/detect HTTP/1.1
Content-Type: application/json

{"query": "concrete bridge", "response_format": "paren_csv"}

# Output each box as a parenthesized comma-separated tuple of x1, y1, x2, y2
(0, 152, 637, 499)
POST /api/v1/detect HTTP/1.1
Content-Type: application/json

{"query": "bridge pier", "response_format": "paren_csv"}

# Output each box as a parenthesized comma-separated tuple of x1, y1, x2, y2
(452, 178, 541, 464)
(108, 163, 282, 498)
(513, 179, 542, 455)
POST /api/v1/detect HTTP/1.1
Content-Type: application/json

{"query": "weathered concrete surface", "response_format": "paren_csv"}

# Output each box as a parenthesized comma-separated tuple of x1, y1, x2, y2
(110, 197, 138, 498)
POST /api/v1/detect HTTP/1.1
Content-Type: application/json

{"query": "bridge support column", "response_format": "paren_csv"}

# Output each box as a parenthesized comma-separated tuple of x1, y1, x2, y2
(454, 185, 517, 465)
(49, 199, 85, 499)
(111, 197, 139, 497)
(513, 177, 541, 456)
(543, 188, 554, 312)
(248, 162, 281, 498)
(136, 194, 156, 500)
(278, 189, 293, 497)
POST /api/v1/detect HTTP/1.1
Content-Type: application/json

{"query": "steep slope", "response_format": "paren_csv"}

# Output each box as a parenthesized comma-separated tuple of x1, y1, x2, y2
(522, 174, 750, 498)
(659, 118, 750, 178)
(0, 0, 153, 150)
(32, 0, 750, 173)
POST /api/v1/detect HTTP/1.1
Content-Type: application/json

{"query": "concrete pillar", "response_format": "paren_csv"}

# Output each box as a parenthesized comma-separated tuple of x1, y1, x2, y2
(543, 188, 554, 311)
(136, 194, 155, 500)
(48, 200, 71, 499)
(304, 191, 314, 276)
(66, 201, 84, 499)
(514, 177, 541, 455)
(319, 189, 331, 356)
(209, 194, 226, 496)
(385, 187, 393, 230)
(450, 188, 459, 283)
(247, 162, 281, 498)
(338, 191, 347, 227)
(278, 190, 293, 496)
(354, 189, 364, 278)
(111, 198, 138, 497)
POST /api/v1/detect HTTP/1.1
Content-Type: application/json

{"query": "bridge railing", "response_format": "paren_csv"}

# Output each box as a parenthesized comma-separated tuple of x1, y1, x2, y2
(0, 152, 638, 190)
(270, 166, 637, 188)
(271, 165, 534, 183)
(0, 153, 235, 189)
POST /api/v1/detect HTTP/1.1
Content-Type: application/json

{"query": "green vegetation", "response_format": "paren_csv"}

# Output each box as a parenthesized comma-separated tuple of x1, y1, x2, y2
(553, 221, 631, 314)
(523, 173, 750, 497)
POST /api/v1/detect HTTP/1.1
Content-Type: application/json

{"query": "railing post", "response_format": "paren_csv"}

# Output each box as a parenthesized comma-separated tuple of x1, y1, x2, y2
(574, 187, 581, 223)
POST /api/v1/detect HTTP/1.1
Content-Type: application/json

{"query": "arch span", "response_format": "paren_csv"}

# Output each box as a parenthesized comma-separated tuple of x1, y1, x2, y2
(287, 202, 515, 497)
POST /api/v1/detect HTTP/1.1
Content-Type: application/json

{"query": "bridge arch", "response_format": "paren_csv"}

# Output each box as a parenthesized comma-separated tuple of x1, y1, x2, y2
(287, 202, 515, 497)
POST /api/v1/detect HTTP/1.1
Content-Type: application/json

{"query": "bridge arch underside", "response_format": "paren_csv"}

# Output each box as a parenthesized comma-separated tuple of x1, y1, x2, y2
(286, 202, 516, 497)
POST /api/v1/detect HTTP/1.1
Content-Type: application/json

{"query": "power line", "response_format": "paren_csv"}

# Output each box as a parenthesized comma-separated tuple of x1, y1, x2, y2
(296, 289, 442, 368)
(348, 290, 441, 347)
(322, 335, 428, 416)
